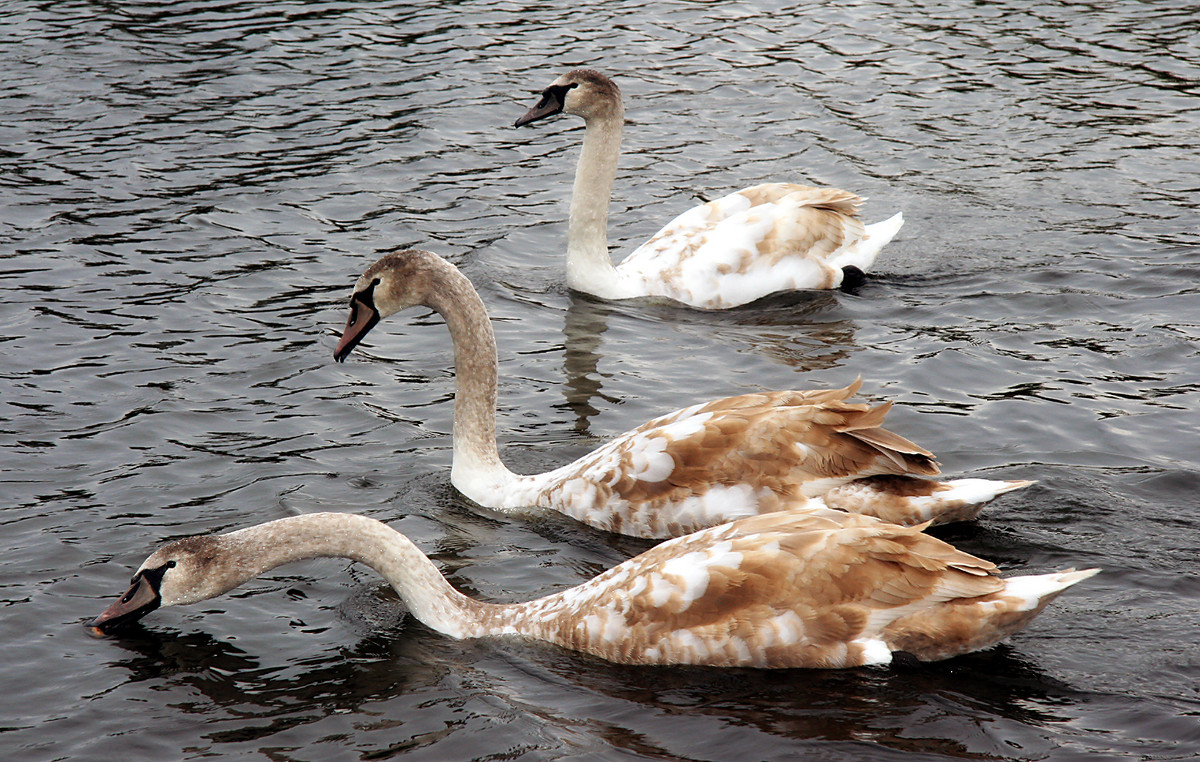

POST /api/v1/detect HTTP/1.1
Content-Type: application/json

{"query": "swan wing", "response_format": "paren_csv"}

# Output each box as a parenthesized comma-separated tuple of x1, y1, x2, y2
(528, 382, 938, 537)
(617, 183, 891, 308)
(528, 510, 1006, 667)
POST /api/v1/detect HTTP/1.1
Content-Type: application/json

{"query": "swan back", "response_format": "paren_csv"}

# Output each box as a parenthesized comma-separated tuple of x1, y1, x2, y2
(510, 509, 1096, 667)
(486, 381, 940, 538)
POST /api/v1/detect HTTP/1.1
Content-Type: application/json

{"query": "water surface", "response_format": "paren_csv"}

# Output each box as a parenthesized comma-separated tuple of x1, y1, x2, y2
(2, 1, 1199, 759)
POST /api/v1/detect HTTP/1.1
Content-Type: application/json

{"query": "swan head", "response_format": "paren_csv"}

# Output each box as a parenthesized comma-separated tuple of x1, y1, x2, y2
(87, 534, 231, 635)
(333, 249, 448, 362)
(514, 68, 622, 127)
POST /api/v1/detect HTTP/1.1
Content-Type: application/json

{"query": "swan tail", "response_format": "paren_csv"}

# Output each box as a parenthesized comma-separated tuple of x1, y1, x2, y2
(829, 211, 904, 274)
(881, 567, 1099, 662)
(822, 477, 1035, 526)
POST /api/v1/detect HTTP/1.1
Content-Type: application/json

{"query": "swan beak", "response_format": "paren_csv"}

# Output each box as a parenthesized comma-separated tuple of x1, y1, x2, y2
(334, 294, 380, 363)
(515, 89, 565, 127)
(87, 572, 162, 636)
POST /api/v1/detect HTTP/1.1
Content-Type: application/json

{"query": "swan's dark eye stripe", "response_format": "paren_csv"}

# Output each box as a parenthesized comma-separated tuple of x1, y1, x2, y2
(548, 83, 576, 101)
(533, 83, 577, 111)
(140, 564, 170, 589)
(349, 278, 379, 318)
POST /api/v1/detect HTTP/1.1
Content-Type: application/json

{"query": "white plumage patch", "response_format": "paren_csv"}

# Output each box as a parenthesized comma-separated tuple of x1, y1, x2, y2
(665, 484, 767, 528)
(659, 540, 742, 611)
(932, 478, 1020, 505)
(853, 638, 893, 666)
(624, 436, 674, 482)
(763, 610, 804, 647)
(651, 409, 714, 442)
(1001, 572, 1080, 611)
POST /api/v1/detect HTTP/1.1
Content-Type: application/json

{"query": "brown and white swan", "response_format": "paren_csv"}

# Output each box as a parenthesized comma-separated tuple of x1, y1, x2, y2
(513, 68, 905, 309)
(88, 510, 1097, 668)
(332, 249, 1030, 539)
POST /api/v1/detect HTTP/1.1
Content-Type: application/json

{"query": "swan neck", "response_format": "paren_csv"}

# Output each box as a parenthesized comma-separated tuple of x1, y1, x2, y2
(421, 267, 515, 499)
(215, 513, 500, 637)
(567, 107, 624, 294)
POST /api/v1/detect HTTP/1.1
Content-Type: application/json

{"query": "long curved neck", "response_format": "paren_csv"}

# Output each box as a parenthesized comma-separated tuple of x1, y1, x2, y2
(213, 513, 506, 638)
(420, 264, 517, 500)
(567, 104, 625, 295)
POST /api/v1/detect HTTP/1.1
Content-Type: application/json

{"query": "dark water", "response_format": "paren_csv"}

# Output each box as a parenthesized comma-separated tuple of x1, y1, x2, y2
(3, 0, 1199, 759)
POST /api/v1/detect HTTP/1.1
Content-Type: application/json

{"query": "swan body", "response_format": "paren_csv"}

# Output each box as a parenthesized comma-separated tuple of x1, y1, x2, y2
(333, 249, 1031, 538)
(88, 510, 1097, 668)
(514, 69, 904, 309)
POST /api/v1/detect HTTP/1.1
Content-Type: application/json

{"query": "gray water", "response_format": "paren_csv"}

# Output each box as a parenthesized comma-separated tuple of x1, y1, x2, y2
(3, 1, 1199, 759)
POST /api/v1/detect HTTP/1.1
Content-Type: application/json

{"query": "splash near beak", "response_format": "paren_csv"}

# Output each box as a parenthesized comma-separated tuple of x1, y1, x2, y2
(334, 293, 381, 363)
(87, 572, 162, 636)
(515, 86, 567, 128)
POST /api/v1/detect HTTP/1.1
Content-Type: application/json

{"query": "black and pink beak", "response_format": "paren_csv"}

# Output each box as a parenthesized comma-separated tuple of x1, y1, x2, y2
(334, 282, 381, 363)
(87, 566, 168, 636)
(514, 83, 575, 128)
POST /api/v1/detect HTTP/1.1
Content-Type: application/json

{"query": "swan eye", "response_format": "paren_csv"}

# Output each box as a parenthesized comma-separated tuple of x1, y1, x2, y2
(166, 560, 177, 569)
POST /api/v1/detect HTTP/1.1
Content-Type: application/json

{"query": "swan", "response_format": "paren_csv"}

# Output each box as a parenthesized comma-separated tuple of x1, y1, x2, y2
(332, 249, 1030, 538)
(513, 68, 905, 309)
(87, 510, 1097, 668)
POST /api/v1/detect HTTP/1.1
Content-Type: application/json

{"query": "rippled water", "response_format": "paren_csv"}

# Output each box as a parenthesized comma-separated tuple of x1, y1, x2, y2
(3, 0, 1199, 759)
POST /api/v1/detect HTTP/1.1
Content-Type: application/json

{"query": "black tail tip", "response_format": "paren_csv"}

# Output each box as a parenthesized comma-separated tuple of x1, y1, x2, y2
(890, 650, 924, 669)
(839, 265, 867, 292)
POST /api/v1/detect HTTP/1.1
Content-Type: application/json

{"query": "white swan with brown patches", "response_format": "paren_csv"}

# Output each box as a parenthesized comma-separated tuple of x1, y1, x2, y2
(88, 510, 1098, 668)
(333, 249, 1031, 538)
(514, 68, 904, 309)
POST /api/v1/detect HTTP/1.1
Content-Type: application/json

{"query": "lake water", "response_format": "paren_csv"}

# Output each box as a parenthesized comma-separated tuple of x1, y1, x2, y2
(3, 0, 1199, 759)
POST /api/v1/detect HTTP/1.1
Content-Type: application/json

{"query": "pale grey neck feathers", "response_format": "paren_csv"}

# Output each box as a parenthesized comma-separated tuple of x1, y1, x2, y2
(371, 252, 514, 496)
(567, 94, 625, 293)
(192, 513, 497, 638)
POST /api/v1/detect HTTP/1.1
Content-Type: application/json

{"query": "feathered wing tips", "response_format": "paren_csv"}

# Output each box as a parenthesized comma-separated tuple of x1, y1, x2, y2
(835, 399, 940, 476)
(823, 476, 1037, 526)
(881, 567, 1100, 663)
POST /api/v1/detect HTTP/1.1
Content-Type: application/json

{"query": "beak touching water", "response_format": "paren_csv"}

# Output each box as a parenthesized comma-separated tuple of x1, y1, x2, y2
(86, 569, 163, 637)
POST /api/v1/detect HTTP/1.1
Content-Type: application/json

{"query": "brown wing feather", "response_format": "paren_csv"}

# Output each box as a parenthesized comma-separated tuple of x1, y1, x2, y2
(532, 510, 1006, 665)
(605, 382, 940, 506)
